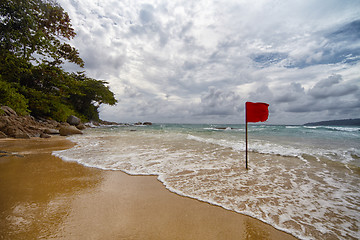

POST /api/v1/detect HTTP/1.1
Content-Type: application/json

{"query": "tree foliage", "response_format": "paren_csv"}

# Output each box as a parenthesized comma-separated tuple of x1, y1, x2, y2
(0, 76, 29, 115)
(0, 0, 83, 66)
(0, 0, 117, 121)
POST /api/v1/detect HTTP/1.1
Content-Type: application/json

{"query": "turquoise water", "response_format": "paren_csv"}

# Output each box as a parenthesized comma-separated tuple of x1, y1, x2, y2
(54, 124, 360, 239)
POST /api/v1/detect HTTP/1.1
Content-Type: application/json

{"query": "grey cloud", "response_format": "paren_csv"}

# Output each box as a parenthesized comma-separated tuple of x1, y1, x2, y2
(197, 87, 243, 116)
(284, 75, 360, 117)
(285, 102, 314, 113)
(286, 19, 360, 68)
(123, 85, 142, 98)
(328, 20, 360, 43)
(249, 85, 274, 103)
(313, 74, 341, 88)
(81, 46, 126, 76)
(128, 5, 164, 44)
(182, 61, 197, 70)
(309, 75, 358, 99)
(251, 52, 288, 67)
(285, 98, 335, 113)
(274, 82, 305, 103)
(139, 4, 155, 24)
(179, 21, 193, 39)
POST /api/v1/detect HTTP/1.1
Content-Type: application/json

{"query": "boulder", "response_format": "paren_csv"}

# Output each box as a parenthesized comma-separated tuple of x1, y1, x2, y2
(37, 118, 60, 129)
(4, 126, 30, 139)
(0, 106, 17, 116)
(90, 121, 100, 126)
(0, 131, 7, 138)
(61, 122, 71, 127)
(59, 126, 83, 136)
(143, 122, 152, 125)
(67, 115, 81, 126)
(0, 116, 9, 129)
(40, 133, 51, 138)
(43, 128, 60, 134)
(76, 123, 86, 130)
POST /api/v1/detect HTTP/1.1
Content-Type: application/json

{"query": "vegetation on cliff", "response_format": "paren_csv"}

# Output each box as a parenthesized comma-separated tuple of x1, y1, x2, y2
(0, 0, 117, 122)
(304, 118, 360, 126)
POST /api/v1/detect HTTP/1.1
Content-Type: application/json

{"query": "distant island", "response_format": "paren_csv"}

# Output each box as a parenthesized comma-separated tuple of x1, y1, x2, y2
(304, 118, 360, 126)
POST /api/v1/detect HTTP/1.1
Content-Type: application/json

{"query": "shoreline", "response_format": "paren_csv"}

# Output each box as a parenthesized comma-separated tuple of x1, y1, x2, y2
(0, 137, 297, 239)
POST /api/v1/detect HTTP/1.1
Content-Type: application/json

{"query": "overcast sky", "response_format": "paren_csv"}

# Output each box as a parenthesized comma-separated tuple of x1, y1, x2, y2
(58, 0, 360, 124)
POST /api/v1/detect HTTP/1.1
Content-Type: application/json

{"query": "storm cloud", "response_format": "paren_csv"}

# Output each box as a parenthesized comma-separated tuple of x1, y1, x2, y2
(58, 0, 360, 124)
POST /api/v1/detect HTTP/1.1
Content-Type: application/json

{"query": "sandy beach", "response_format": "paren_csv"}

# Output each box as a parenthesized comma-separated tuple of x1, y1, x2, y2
(0, 137, 297, 239)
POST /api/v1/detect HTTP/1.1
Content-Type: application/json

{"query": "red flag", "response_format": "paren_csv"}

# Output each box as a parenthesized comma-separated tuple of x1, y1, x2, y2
(246, 102, 269, 123)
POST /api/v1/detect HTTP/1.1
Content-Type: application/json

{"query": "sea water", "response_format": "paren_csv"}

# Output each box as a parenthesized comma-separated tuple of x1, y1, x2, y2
(53, 124, 360, 239)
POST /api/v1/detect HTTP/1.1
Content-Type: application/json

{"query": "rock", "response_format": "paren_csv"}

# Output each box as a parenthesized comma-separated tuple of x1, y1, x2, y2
(0, 131, 7, 138)
(61, 122, 71, 127)
(76, 123, 86, 130)
(91, 121, 100, 126)
(99, 120, 121, 125)
(0, 116, 8, 129)
(43, 128, 59, 134)
(40, 133, 51, 138)
(143, 122, 152, 125)
(0, 106, 65, 138)
(0, 106, 17, 116)
(67, 115, 81, 126)
(84, 122, 95, 128)
(8, 127, 30, 139)
(16, 133, 31, 139)
(59, 126, 83, 136)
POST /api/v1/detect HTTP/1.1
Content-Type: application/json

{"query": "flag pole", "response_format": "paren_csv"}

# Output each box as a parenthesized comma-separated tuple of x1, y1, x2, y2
(246, 121, 248, 169)
(245, 101, 269, 170)
(245, 105, 248, 170)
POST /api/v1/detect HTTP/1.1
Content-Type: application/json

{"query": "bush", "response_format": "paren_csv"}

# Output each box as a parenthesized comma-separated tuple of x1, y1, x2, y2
(0, 76, 29, 115)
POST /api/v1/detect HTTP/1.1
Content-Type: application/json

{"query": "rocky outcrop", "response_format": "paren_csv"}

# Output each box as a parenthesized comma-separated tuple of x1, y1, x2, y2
(98, 120, 121, 126)
(66, 115, 88, 131)
(40, 133, 51, 138)
(0, 106, 151, 138)
(0, 106, 84, 138)
(76, 123, 86, 130)
(1, 106, 17, 116)
(0, 131, 7, 138)
(67, 115, 81, 126)
(59, 125, 83, 136)
(304, 118, 360, 126)
(43, 128, 60, 134)
(134, 122, 153, 126)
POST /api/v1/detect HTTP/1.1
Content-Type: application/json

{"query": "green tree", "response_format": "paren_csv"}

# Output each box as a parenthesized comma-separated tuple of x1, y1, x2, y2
(0, 0, 83, 66)
(69, 72, 117, 121)
(0, 0, 117, 121)
(0, 75, 29, 115)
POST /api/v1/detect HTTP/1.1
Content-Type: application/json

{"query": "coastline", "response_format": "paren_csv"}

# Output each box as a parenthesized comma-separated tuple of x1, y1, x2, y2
(0, 137, 297, 239)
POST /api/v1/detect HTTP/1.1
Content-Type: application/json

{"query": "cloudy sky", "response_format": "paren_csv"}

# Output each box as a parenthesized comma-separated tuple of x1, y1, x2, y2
(58, 0, 360, 124)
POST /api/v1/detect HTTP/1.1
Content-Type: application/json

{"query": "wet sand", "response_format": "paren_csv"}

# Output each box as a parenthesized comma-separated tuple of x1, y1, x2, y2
(0, 137, 297, 239)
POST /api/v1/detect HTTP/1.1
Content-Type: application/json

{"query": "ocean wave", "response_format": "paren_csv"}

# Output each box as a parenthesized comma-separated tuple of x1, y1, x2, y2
(186, 134, 359, 166)
(304, 125, 360, 132)
(204, 127, 244, 132)
(285, 126, 300, 129)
